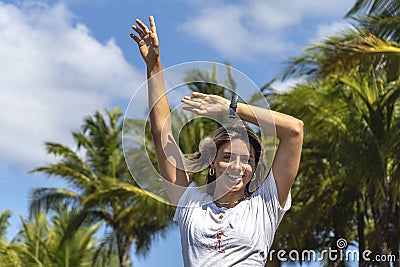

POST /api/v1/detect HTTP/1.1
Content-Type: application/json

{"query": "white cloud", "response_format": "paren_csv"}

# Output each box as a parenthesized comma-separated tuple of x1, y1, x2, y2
(181, 0, 354, 60)
(0, 2, 144, 168)
(271, 78, 304, 92)
(181, 3, 291, 60)
(312, 21, 353, 43)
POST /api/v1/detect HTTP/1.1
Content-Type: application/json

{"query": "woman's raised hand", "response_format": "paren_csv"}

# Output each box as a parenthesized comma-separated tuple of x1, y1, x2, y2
(130, 16, 159, 65)
(181, 92, 230, 116)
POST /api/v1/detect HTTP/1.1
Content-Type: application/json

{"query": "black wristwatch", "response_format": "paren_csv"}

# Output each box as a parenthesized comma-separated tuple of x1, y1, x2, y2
(229, 94, 239, 118)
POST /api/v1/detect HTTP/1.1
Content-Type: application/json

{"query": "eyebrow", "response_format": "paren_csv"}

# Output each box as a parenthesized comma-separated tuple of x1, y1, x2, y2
(221, 152, 253, 158)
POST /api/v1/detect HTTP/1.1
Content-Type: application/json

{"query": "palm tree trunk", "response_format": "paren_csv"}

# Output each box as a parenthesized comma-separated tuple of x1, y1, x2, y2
(387, 203, 399, 267)
(120, 253, 128, 267)
(117, 233, 133, 267)
(368, 188, 390, 267)
(120, 242, 132, 267)
(357, 200, 365, 267)
(382, 175, 399, 267)
(117, 232, 125, 267)
(266, 259, 281, 267)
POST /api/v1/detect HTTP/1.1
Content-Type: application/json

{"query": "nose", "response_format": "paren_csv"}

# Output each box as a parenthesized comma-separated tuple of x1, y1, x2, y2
(230, 156, 243, 171)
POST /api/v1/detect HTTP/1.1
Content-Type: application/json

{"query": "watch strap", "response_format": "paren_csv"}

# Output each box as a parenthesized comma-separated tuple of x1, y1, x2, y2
(229, 94, 238, 118)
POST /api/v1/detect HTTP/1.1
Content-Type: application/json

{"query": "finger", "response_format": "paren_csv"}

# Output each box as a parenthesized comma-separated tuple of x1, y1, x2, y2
(132, 25, 145, 38)
(182, 96, 193, 102)
(182, 96, 203, 103)
(149, 16, 157, 34)
(148, 16, 159, 47)
(150, 32, 159, 47)
(191, 98, 204, 103)
(182, 106, 194, 111)
(192, 92, 208, 97)
(181, 98, 203, 107)
(192, 92, 203, 95)
(136, 18, 150, 34)
(182, 106, 206, 115)
(130, 33, 142, 44)
(193, 109, 207, 115)
(182, 106, 199, 114)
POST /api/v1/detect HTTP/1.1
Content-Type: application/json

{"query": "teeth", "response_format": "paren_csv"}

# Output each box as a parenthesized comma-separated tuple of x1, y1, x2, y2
(228, 174, 243, 180)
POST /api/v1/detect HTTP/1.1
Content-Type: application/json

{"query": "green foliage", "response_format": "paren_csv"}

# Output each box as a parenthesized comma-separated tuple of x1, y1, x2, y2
(345, 0, 400, 18)
(0, 210, 11, 242)
(184, 62, 236, 97)
(29, 107, 174, 267)
(13, 206, 101, 267)
(283, 27, 400, 80)
(268, 5, 400, 265)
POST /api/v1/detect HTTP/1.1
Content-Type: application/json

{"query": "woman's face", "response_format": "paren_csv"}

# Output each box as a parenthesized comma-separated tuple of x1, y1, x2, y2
(211, 138, 255, 194)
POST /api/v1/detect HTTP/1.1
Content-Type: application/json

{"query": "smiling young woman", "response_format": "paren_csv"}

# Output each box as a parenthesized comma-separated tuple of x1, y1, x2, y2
(131, 16, 303, 267)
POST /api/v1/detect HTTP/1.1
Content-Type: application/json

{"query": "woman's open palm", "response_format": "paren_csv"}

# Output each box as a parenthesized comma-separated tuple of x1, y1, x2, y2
(181, 92, 230, 116)
(130, 16, 159, 64)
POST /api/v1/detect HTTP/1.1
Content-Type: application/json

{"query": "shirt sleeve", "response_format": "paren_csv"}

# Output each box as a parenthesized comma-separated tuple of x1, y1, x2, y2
(173, 182, 210, 222)
(253, 169, 291, 224)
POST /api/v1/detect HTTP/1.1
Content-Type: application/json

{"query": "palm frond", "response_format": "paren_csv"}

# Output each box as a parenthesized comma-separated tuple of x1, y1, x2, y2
(345, 0, 400, 18)
(0, 210, 11, 241)
(283, 27, 400, 80)
(29, 187, 82, 217)
(92, 230, 118, 267)
(0, 241, 45, 267)
(31, 164, 95, 189)
(357, 14, 400, 42)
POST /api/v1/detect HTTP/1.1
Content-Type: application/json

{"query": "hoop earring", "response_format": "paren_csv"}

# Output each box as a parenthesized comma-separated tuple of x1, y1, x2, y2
(209, 167, 215, 176)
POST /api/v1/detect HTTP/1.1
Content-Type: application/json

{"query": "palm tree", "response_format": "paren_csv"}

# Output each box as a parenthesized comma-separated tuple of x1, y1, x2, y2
(0, 210, 44, 267)
(271, 24, 400, 266)
(265, 80, 361, 266)
(30, 107, 174, 267)
(13, 205, 107, 267)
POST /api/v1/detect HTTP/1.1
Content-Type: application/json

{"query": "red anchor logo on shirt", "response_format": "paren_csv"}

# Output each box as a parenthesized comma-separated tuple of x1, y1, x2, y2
(210, 230, 228, 253)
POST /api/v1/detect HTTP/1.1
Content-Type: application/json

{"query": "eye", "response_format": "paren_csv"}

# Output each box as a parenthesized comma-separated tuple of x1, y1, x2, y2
(240, 156, 251, 164)
(222, 154, 231, 162)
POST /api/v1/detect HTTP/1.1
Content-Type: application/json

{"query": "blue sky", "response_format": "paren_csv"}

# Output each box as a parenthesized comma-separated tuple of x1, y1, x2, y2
(0, 0, 356, 266)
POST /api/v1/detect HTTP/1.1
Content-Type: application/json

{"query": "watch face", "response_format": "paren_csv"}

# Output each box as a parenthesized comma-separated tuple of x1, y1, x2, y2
(231, 94, 239, 104)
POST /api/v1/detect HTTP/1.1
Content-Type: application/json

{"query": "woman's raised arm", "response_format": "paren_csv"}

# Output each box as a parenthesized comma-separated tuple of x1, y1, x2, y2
(181, 92, 303, 207)
(131, 16, 190, 205)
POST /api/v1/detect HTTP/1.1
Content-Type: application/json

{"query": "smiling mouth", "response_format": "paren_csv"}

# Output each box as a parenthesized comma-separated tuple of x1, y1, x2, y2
(227, 174, 244, 184)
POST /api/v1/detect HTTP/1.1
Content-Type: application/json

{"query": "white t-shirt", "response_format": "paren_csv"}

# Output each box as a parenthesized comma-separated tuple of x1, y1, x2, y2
(173, 170, 291, 267)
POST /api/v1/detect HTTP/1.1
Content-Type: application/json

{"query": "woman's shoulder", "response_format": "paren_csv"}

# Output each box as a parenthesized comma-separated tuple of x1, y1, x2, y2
(250, 169, 274, 196)
(176, 182, 212, 208)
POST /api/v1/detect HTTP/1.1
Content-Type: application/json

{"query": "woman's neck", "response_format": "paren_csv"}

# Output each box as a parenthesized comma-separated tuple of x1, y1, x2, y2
(214, 190, 246, 208)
